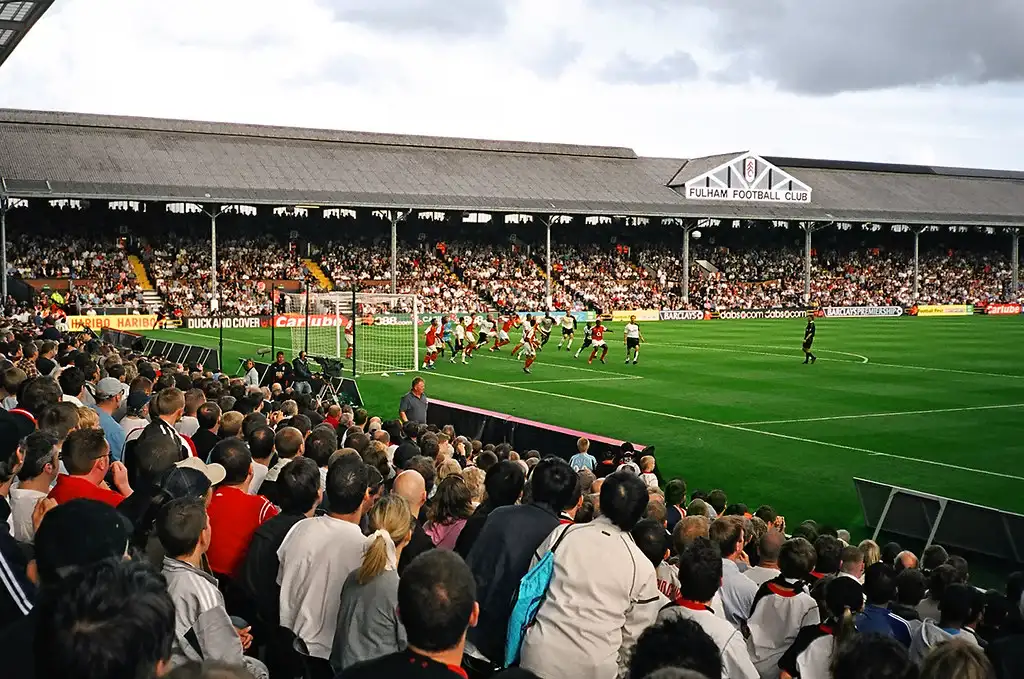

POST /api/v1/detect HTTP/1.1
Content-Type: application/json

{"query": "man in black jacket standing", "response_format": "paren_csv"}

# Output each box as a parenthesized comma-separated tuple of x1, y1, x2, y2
(464, 457, 579, 669)
(292, 351, 313, 395)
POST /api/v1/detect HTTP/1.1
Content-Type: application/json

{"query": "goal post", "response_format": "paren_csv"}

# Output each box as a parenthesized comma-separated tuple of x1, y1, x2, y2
(282, 289, 419, 377)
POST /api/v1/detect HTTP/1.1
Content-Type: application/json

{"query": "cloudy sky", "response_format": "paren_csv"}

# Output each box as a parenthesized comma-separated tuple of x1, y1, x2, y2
(1, 0, 1023, 169)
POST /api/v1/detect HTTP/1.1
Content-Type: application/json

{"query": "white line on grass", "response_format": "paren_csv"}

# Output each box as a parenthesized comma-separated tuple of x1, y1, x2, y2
(500, 376, 643, 385)
(429, 372, 1024, 482)
(651, 342, 870, 364)
(735, 402, 1024, 426)
(475, 351, 635, 376)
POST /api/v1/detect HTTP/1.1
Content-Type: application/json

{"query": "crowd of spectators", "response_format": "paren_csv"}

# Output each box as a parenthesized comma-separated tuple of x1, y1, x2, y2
(321, 240, 491, 313)
(143, 236, 311, 316)
(0, 311, 1022, 679)
(3, 212, 1020, 318)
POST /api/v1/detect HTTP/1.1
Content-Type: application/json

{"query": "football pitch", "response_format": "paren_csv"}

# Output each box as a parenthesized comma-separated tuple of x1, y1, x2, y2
(146, 317, 1024, 536)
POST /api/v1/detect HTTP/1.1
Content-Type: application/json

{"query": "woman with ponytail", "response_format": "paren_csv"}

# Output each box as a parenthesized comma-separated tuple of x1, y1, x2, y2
(779, 576, 864, 679)
(329, 494, 414, 674)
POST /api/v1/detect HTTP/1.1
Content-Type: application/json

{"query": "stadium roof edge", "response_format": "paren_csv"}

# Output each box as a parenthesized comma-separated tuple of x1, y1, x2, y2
(1, 108, 1024, 227)
(0, 108, 639, 160)
(0, 1, 55, 70)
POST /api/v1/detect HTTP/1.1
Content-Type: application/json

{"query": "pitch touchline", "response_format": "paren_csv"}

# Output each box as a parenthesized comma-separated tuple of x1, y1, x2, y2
(430, 372, 1024, 482)
(735, 402, 1024, 425)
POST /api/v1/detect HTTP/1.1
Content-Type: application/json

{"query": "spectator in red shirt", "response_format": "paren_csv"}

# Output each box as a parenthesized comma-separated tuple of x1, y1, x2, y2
(206, 438, 278, 579)
(49, 429, 133, 508)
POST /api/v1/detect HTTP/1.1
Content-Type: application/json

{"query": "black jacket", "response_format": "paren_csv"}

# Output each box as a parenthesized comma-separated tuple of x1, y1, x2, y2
(454, 502, 498, 560)
(398, 520, 435, 575)
(292, 358, 313, 381)
(394, 440, 421, 469)
(465, 502, 562, 663)
(339, 651, 466, 679)
(237, 512, 307, 627)
(0, 499, 34, 631)
(191, 428, 221, 461)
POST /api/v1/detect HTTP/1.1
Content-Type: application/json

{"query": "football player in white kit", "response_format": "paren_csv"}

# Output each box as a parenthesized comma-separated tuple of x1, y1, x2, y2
(623, 315, 645, 365)
(556, 313, 577, 351)
(520, 319, 539, 374)
(453, 317, 467, 364)
(510, 313, 532, 358)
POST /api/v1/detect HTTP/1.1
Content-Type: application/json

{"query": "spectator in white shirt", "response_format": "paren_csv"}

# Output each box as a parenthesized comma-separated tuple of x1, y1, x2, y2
(712, 516, 759, 628)
(519, 471, 661, 679)
(746, 529, 784, 587)
(120, 392, 151, 440)
(174, 389, 204, 438)
(277, 455, 373, 672)
(839, 545, 865, 583)
(8, 432, 59, 543)
(747, 537, 821, 678)
(659, 536, 759, 679)
(626, 615, 726, 679)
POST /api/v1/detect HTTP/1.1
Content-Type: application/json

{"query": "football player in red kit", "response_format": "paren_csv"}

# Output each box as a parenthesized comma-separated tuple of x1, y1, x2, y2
(521, 319, 540, 373)
(422, 318, 441, 370)
(491, 314, 518, 352)
(587, 320, 609, 364)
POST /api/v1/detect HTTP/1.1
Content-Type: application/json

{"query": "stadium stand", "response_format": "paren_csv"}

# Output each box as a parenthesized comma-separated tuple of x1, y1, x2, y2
(0, 109, 1021, 679)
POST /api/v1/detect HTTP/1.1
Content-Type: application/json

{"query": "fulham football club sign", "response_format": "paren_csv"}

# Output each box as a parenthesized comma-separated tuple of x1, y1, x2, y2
(683, 152, 812, 204)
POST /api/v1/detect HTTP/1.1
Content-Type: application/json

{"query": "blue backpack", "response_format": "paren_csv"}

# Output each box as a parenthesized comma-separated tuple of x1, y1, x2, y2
(504, 525, 576, 668)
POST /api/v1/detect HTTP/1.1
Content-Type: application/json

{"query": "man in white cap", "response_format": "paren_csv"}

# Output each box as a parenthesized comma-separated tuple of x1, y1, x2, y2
(91, 377, 127, 462)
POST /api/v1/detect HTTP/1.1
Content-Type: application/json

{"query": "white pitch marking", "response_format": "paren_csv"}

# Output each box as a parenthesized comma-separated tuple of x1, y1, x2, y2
(652, 342, 870, 364)
(500, 376, 643, 385)
(430, 372, 1024, 482)
(735, 402, 1024, 426)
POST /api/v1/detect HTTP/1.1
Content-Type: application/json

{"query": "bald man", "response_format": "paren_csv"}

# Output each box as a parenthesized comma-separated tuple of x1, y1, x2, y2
(745, 529, 784, 586)
(393, 470, 434, 574)
(894, 550, 918, 573)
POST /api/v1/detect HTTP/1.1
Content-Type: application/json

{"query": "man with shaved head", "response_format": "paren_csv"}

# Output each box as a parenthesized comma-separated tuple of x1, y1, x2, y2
(393, 470, 434, 574)
(745, 529, 784, 586)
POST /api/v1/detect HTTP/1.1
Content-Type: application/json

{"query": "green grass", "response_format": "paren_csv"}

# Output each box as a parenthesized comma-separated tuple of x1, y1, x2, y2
(146, 317, 1024, 539)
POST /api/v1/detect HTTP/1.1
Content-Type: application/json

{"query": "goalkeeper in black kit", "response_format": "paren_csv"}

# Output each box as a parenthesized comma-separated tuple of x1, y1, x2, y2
(802, 316, 817, 364)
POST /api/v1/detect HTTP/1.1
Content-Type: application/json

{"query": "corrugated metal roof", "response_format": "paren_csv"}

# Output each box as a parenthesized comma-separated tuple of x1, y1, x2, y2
(0, 109, 688, 215)
(1, 109, 1023, 226)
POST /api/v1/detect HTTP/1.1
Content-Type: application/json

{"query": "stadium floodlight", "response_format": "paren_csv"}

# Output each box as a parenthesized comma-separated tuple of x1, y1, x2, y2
(692, 230, 702, 239)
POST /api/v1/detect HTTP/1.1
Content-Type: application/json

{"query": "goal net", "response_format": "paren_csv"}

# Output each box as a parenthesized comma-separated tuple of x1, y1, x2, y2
(282, 290, 419, 377)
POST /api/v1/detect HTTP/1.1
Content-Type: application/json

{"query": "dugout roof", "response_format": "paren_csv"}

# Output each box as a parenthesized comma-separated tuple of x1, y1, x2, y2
(1, 108, 1023, 227)
(0, 1, 54, 69)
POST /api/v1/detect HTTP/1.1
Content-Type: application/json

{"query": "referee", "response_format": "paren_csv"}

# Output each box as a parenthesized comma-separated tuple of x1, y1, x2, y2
(623, 315, 644, 365)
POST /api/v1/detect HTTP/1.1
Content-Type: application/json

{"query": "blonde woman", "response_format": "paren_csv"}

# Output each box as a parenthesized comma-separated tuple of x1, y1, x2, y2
(919, 640, 994, 679)
(436, 457, 463, 482)
(858, 539, 881, 568)
(462, 466, 485, 508)
(329, 494, 413, 674)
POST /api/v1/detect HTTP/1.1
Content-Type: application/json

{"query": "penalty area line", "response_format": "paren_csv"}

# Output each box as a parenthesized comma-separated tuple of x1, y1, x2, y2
(429, 372, 1024, 482)
(734, 402, 1024, 426)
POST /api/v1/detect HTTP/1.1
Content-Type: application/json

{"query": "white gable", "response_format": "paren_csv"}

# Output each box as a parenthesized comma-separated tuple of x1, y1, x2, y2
(683, 152, 812, 204)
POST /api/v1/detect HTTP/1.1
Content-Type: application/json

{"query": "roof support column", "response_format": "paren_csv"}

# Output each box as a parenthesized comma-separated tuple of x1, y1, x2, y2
(912, 226, 926, 302)
(799, 221, 826, 305)
(0, 194, 8, 302)
(210, 212, 218, 309)
(386, 210, 409, 296)
(681, 220, 701, 307)
(1012, 228, 1020, 301)
(546, 220, 552, 309)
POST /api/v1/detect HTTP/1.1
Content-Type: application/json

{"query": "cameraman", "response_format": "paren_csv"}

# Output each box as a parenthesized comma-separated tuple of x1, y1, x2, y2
(292, 351, 313, 395)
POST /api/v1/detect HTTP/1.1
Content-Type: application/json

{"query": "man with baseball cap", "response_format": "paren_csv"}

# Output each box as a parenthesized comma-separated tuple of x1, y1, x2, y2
(0, 498, 131, 679)
(91, 377, 127, 462)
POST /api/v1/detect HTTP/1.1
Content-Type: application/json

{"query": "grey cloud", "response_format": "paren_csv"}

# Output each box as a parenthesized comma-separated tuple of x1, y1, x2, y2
(527, 35, 584, 79)
(690, 0, 1024, 95)
(600, 51, 699, 85)
(323, 0, 508, 36)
